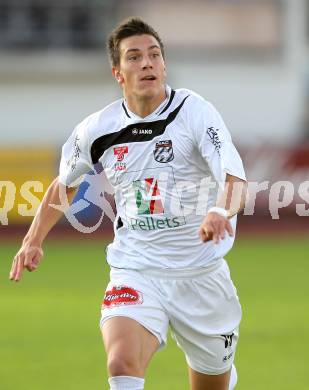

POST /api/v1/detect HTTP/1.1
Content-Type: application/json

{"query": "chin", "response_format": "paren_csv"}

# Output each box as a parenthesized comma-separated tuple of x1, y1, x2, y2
(139, 85, 161, 99)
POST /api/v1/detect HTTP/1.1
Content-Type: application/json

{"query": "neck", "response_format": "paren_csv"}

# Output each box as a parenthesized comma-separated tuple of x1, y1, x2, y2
(124, 86, 166, 118)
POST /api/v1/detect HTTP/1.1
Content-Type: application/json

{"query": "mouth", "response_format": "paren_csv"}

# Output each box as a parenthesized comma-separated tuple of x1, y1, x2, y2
(140, 75, 157, 81)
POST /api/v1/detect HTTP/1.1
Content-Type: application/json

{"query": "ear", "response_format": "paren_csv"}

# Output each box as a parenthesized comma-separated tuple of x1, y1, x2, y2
(163, 62, 167, 78)
(162, 59, 167, 74)
(112, 66, 124, 84)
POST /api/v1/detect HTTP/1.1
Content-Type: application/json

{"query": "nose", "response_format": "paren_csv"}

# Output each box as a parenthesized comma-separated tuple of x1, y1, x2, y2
(141, 54, 153, 69)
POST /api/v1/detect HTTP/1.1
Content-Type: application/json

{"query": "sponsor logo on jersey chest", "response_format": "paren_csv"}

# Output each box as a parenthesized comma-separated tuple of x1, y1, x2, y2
(127, 176, 185, 231)
(114, 146, 128, 161)
(154, 140, 174, 163)
(133, 178, 164, 215)
(113, 145, 128, 171)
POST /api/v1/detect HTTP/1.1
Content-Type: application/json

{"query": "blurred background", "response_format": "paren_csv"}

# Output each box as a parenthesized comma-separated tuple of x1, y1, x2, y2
(1, 1, 308, 390)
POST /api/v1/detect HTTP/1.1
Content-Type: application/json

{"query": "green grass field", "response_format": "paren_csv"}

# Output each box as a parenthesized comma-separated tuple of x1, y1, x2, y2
(1, 237, 308, 390)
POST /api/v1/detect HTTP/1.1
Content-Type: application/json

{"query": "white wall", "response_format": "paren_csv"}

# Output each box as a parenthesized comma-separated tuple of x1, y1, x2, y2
(169, 61, 305, 145)
(0, 79, 119, 146)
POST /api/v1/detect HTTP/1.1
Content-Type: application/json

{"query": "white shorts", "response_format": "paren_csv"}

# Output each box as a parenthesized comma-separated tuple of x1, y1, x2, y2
(100, 259, 242, 375)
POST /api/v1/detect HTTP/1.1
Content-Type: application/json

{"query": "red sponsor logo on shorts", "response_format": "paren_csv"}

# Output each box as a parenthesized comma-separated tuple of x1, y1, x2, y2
(102, 286, 143, 308)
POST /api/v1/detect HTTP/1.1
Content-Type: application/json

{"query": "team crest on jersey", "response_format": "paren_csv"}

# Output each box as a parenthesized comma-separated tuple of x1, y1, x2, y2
(153, 140, 174, 163)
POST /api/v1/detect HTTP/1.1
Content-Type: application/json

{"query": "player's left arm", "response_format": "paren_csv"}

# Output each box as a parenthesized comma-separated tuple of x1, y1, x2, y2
(199, 174, 248, 243)
(189, 96, 247, 243)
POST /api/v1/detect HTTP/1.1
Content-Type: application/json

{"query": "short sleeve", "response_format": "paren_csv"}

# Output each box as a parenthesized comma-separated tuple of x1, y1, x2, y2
(192, 100, 246, 185)
(59, 120, 93, 187)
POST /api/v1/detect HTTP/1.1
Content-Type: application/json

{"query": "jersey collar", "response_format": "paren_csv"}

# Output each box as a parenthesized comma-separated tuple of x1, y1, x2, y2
(121, 85, 175, 120)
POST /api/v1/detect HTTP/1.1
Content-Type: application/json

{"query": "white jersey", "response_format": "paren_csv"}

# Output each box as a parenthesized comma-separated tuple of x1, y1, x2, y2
(59, 85, 246, 270)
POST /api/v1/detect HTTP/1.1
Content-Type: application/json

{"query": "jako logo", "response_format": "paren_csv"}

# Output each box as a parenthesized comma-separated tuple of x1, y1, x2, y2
(133, 178, 164, 215)
(132, 128, 152, 135)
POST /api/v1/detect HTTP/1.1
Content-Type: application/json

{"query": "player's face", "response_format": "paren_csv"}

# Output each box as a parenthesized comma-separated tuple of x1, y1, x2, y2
(113, 34, 166, 100)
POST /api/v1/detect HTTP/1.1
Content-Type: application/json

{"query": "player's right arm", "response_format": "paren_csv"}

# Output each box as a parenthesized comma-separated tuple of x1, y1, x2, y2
(10, 117, 94, 282)
(9, 177, 78, 282)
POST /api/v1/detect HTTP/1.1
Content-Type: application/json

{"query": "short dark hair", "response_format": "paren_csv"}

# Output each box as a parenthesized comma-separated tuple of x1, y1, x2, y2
(107, 17, 165, 67)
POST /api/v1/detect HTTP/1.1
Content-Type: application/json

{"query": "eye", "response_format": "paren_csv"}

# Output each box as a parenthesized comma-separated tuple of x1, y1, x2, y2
(128, 54, 141, 61)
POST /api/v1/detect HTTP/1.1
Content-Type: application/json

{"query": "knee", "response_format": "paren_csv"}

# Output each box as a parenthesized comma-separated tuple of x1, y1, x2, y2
(107, 354, 143, 377)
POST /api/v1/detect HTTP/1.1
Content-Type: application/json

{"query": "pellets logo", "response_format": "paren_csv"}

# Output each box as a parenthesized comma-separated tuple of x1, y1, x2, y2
(124, 167, 187, 231)
(133, 178, 164, 215)
(114, 146, 128, 162)
(103, 286, 143, 308)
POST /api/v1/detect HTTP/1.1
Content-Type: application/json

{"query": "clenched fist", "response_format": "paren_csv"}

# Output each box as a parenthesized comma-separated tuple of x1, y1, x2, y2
(199, 212, 234, 244)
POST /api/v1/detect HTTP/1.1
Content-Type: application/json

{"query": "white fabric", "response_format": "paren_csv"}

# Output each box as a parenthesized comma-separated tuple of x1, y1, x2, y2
(101, 259, 241, 375)
(229, 364, 238, 390)
(207, 206, 229, 219)
(108, 376, 144, 390)
(59, 85, 246, 270)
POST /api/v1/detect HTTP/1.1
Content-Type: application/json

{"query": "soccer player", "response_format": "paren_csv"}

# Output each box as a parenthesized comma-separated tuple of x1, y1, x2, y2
(10, 18, 247, 390)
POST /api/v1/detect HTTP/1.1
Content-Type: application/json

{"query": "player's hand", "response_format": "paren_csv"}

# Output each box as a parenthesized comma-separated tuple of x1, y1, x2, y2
(9, 243, 43, 282)
(199, 212, 234, 244)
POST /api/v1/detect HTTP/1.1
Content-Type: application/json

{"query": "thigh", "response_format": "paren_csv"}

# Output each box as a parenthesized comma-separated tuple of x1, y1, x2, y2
(102, 316, 159, 374)
(169, 260, 241, 374)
